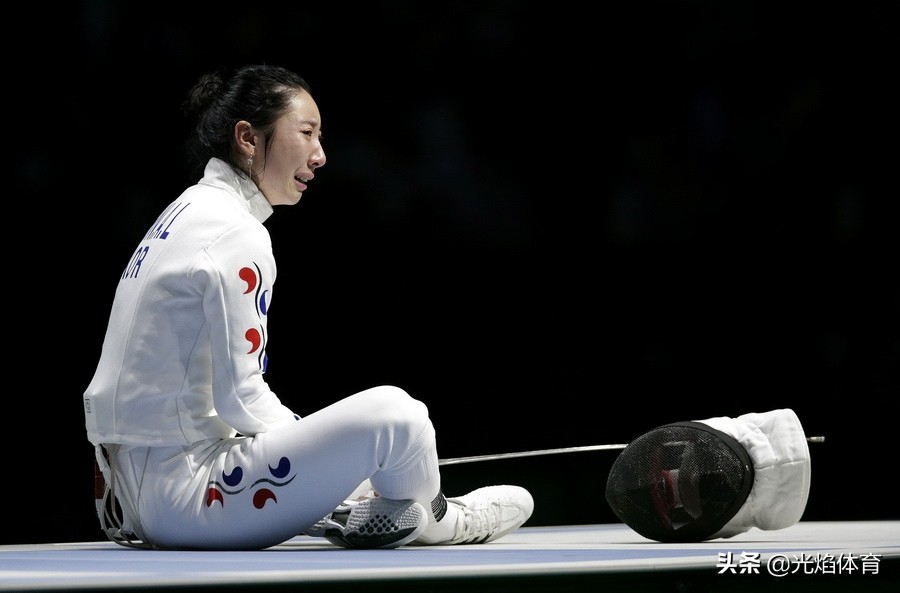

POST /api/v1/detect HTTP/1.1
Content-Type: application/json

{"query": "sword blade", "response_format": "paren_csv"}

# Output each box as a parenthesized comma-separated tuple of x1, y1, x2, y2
(438, 436, 824, 466)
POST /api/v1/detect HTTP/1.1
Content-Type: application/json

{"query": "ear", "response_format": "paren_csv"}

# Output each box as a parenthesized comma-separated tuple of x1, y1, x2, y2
(234, 120, 258, 158)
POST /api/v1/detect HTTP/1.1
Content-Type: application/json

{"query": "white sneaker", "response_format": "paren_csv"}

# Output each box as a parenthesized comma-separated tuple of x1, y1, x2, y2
(303, 497, 427, 549)
(441, 485, 534, 545)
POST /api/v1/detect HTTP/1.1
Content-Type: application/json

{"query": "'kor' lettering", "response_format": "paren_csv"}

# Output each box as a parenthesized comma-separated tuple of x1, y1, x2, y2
(122, 246, 150, 279)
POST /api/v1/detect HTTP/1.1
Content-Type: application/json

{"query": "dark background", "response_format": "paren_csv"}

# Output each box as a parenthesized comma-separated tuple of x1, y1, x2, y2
(9, 1, 897, 544)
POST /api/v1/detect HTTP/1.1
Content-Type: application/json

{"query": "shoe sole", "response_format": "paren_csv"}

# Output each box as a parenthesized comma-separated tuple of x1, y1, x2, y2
(325, 499, 427, 550)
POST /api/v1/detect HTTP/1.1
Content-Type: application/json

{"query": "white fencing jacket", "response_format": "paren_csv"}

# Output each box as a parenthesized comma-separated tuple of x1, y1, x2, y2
(84, 158, 298, 447)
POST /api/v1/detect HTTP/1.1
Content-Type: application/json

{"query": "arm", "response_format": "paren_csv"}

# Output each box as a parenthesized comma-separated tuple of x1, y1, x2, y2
(196, 223, 298, 436)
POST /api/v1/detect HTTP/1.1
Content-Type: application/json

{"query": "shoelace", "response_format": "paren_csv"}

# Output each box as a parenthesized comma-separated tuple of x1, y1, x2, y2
(454, 501, 499, 544)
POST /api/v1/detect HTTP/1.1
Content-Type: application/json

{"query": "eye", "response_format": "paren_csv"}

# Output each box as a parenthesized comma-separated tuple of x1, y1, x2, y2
(302, 129, 323, 143)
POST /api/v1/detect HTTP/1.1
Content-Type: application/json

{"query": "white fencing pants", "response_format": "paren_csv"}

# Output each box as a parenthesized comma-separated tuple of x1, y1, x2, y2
(95, 385, 442, 550)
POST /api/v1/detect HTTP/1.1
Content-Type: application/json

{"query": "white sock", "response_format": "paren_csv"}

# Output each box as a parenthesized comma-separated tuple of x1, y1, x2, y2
(414, 503, 461, 545)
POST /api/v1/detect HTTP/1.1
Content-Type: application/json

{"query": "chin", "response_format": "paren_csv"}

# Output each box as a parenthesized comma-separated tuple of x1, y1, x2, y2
(277, 193, 303, 206)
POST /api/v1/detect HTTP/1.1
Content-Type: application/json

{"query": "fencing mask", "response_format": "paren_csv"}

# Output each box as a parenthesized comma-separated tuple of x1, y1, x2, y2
(605, 408, 811, 543)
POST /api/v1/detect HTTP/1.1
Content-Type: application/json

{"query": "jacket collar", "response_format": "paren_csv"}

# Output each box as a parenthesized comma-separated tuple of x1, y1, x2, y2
(200, 158, 274, 223)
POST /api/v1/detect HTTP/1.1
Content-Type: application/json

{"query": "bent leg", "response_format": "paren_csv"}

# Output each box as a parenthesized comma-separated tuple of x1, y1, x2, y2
(111, 386, 443, 550)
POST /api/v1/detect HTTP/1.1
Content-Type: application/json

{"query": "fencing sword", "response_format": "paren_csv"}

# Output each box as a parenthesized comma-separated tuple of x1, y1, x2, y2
(438, 436, 825, 466)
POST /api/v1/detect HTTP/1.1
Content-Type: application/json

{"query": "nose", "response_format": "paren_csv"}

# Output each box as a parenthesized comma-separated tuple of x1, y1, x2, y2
(310, 145, 326, 170)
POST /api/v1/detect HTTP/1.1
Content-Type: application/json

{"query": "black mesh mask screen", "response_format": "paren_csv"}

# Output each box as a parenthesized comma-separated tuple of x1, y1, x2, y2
(605, 421, 754, 542)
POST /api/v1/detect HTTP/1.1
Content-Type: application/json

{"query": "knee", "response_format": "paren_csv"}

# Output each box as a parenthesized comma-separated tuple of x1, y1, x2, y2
(364, 385, 430, 427)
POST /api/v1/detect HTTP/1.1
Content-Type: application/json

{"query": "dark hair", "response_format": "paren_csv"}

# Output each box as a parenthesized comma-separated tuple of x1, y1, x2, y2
(182, 64, 312, 179)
